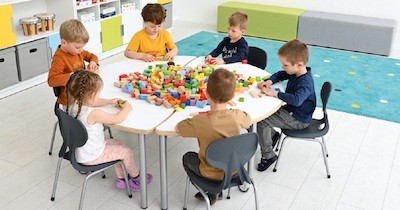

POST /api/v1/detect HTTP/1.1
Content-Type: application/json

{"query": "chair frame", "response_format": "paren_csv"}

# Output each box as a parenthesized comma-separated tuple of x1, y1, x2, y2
(50, 108, 132, 210)
(183, 133, 259, 210)
(273, 82, 332, 178)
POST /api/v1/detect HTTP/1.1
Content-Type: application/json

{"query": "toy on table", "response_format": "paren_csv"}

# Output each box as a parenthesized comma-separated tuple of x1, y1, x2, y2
(117, 99, 126, 109)
(114, 63, 267, 112)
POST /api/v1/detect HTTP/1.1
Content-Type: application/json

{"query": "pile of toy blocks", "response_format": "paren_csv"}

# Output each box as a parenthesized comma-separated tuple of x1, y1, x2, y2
(114, 63, 268, 111)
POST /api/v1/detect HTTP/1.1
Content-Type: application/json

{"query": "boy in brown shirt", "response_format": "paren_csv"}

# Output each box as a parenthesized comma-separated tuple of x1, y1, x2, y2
(176, 68, 251, 205)
(48, 19, 99, 105)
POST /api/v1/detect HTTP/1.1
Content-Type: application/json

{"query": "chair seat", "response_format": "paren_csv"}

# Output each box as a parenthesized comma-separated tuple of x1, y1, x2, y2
(282, 118, 328, 138)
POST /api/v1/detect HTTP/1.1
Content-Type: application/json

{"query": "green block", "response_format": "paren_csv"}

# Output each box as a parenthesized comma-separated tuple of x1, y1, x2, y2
(239, 97, 245, 102)
(218, 2, 305, 41)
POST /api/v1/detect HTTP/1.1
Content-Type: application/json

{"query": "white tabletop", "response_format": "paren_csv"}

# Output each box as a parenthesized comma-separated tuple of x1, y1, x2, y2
(98, 56, 197, 134)
(155, 60, 283, 136)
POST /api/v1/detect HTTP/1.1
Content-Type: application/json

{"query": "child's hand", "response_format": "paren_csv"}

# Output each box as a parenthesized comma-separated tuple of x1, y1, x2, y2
(213, 58, 225, 65)
(142, 53, 156, 62)
(205, 55, 213, 62)
(261, 87, 278, 97)
(87, 61, 99, 72)
(164, 51, 175, 60)
(120, 101, 132, 111)
(109, 98, 120, 106)
(257, 81, 272, 89)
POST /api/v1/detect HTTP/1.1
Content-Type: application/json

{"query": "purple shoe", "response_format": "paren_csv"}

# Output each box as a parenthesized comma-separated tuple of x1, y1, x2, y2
(115, 178, 128, 189)
(129, 173, 153, 186)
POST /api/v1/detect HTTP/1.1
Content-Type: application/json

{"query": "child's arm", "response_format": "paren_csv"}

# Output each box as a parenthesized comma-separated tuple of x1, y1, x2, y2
(81, 50, 99, 72)
(91, 98, 120, 107)
(164, 47, 178, 60)
(48, 56, 71, 87)
(124, 50, 156, 62)
(87, 101, 132, 125)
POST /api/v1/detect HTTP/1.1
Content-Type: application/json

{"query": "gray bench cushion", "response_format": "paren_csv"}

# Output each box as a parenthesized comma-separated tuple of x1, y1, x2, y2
(298, 11, 397, 55)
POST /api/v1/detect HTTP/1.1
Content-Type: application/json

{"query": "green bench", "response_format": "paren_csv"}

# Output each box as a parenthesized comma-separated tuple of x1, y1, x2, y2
(217, 1, 305, 41)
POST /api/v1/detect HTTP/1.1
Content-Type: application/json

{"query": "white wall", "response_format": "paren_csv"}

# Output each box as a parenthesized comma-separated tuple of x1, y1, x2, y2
(174, 0, 400, 57)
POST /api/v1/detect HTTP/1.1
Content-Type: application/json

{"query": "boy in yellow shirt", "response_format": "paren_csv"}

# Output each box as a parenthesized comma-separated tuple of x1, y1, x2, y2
(124, 3, 178, 62)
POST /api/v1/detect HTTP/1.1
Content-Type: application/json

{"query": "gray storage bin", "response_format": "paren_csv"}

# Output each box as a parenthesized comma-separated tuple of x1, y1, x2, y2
(0, 47, 19, 89)
(16, 38, 50, 81)
(163, 2, 172, 28)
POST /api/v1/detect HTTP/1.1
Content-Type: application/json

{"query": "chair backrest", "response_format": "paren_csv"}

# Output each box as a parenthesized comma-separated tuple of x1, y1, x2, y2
(55, 108, 89, 170)
(248, 46, 267, 69)
(205, 132, 258, 190)
(321, 82, 332, 117)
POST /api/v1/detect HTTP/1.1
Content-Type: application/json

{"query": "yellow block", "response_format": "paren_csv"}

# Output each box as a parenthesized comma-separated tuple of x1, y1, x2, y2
(158, 0, 172, 5)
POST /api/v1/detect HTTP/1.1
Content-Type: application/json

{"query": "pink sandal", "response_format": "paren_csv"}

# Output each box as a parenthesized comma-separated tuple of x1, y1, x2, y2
(129, 173, 153, 186)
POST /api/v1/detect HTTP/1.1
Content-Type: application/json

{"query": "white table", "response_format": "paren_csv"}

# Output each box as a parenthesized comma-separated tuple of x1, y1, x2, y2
(155, 58, 283, 209)
(99, 56, 196, 209)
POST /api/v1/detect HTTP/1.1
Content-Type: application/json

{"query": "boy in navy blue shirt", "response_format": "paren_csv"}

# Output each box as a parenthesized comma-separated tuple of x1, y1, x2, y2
(256, 39, 316, 171)
(205, 11, 248, 65)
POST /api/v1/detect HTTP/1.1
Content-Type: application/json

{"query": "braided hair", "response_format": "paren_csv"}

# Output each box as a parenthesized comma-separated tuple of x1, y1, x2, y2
(65, 70, 103, 118)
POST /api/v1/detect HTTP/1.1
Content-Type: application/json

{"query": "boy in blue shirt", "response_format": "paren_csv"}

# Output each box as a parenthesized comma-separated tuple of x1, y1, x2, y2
(256, 39, 316, 171)
(205, 11, 249, 65)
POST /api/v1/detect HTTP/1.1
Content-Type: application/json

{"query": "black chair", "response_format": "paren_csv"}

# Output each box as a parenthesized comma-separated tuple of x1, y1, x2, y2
(183, 133, 259, 210)
(248, 46, 267, 69)
(50, 108, 132, 210)
(48, 87, 113, 155)
(273, 82, 332, 178)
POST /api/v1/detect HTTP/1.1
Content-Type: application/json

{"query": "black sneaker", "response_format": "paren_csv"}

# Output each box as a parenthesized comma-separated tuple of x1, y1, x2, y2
(257, 155, 278, 172)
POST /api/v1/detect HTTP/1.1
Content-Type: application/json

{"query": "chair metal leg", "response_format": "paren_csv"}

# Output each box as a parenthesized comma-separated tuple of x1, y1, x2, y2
(51, 157, 63, 201)
(183, 176, 190, 210)
(121, 164, 132, 198)
(319, 138, 331, 178)
(192, 183, 210, 210)
(227, 186, 231, 199)
(49, 121, 58, 155)
(101, 171, 106, 178)
(273, 136, 288, 172)
(104, 126, 113, 138)
(251, 180, 259, 210)
(322, 137, 329, 157)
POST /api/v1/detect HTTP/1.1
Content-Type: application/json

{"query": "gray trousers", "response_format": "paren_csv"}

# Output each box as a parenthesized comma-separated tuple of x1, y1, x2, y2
(257, 108, 309, 159)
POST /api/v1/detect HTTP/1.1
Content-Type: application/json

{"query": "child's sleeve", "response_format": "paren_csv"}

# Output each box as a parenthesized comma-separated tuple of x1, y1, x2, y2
(209, 39, 226, 57)
(47, 56, 70, 87)
(239, 111, 252, 129)
(126, 32, 141, 52)
(176, 118, 197, 137)
(82, 50, 99, 64)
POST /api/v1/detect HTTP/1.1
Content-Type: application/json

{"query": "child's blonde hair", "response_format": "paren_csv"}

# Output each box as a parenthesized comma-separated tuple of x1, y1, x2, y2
(278, 39, 309, 65)
(59, 19, 89, 43)
(228, 11, 248, 30)
(66, 70, 103, 117)
(207, 68, 236, 103)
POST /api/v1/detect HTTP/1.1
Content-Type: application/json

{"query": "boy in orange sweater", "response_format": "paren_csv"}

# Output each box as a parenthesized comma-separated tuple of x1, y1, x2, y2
(48, 19, 99, 105)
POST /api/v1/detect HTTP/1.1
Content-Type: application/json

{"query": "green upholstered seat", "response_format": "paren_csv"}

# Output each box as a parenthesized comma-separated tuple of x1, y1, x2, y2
(217, 2, 305, 41)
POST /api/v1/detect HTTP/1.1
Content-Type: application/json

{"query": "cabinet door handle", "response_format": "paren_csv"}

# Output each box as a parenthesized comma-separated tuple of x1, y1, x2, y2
(0, 58, 4, 63)
(29, 48, 38, 53)
(121, 24, 124, 36)
(100, 31, 102, 44)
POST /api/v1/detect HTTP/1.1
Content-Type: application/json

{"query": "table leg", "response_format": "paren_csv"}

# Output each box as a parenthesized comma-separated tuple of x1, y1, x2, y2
(159, 135, 168, 210)
(139, 134, 148, 209)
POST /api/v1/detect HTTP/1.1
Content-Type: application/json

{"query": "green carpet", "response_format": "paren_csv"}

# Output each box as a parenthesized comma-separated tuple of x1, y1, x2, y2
(177, 31, 400, 123)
